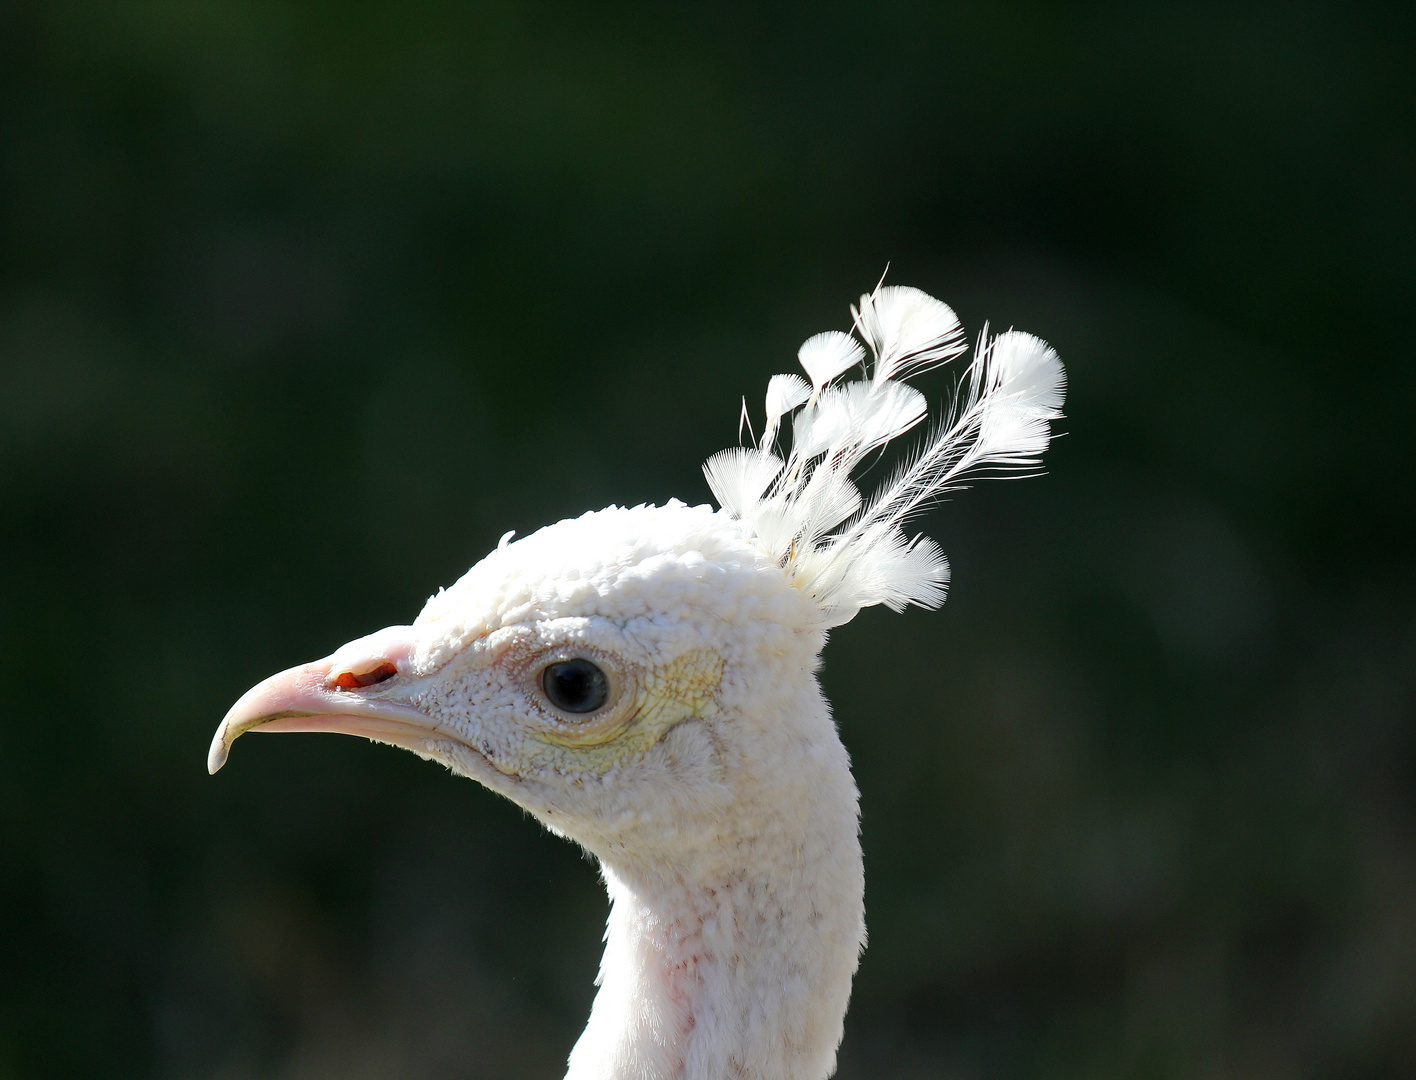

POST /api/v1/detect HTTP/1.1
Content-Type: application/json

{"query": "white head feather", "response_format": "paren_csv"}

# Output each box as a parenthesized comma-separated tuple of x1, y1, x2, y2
(706, 282, 1065, 627)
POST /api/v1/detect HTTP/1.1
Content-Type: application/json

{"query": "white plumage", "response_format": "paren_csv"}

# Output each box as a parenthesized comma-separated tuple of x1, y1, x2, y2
(705, 285, 1063, 627)
(209, 282, 1064, 1080)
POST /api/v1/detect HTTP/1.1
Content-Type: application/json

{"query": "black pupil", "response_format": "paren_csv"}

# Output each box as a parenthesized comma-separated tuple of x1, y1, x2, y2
(542, 658, 609, 714)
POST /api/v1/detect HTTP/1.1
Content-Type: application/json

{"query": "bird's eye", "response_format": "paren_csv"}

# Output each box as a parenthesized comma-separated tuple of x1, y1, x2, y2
(333, 662, 398, 690)
(541, 658, 609, 714)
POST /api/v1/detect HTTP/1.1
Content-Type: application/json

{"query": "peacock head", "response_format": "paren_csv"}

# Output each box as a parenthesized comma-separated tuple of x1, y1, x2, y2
(208, 501, 826, 857)
(210, 283, 1064, 862)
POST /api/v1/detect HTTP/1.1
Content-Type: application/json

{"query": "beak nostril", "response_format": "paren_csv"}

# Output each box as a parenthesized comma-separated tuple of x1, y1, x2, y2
(332, 662, 398, 690)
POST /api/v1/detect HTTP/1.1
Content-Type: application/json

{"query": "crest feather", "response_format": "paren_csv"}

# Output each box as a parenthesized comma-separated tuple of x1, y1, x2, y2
(703, 447, 783, 520)
(853, 285, 966, 382)
(798, 331, 866, 392)
(704, 280, 1065, 627)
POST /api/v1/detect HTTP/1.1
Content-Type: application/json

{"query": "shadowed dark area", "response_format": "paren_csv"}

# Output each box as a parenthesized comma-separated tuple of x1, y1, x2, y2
(1, 3, 1413, 1078)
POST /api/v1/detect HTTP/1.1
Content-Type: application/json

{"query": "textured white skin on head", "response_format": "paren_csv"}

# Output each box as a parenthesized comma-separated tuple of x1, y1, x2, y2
(351, 502, 861, 1080)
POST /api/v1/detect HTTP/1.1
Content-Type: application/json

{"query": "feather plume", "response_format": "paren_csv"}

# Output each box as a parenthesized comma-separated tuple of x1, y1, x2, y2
(763, 373, 811, 447)
(765, 373, 811, 421)
(852, 285, 966, 382)
(704, 280, 1065, 627)
(703, 447, 783, 520)
(797, 331, 865, 393)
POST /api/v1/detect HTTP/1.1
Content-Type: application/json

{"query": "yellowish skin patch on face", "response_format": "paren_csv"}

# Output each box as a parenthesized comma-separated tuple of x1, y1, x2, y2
(530, 649, 723, 775)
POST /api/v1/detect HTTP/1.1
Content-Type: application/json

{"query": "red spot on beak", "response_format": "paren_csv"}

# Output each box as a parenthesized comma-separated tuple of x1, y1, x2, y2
(333, 662, 398, 690)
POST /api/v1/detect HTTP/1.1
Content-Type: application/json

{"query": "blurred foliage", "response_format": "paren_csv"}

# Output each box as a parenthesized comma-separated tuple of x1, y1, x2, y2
(1, 1, 1413, 1078)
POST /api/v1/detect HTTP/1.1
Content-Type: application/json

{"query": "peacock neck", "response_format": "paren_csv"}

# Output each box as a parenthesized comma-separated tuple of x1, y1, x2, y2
(564, 683, 865, 1080)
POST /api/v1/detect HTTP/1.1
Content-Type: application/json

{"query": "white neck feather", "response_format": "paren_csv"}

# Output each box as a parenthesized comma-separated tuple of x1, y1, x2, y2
(565, 682, 864, 1080)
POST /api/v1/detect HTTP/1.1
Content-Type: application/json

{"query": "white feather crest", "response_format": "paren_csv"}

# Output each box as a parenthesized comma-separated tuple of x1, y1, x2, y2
(797, 331, 865, 392)
(703, 281, 1065, 627)
(853, 285, 966, 382)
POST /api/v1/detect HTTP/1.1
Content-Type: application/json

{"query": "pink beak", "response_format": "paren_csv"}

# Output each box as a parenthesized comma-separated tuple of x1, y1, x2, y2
(207, 625, 444, 774)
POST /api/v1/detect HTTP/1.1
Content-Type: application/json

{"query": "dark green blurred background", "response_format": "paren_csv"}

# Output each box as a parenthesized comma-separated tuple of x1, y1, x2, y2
(2, 2, 1413, 1077)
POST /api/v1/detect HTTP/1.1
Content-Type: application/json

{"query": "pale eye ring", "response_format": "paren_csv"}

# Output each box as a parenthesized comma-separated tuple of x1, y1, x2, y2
(541, 658, 609, 714)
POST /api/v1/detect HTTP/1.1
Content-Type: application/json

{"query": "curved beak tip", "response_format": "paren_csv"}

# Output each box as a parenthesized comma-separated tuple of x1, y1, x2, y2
(206, 656, 335, 777)
(207, 730, 231, 774)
